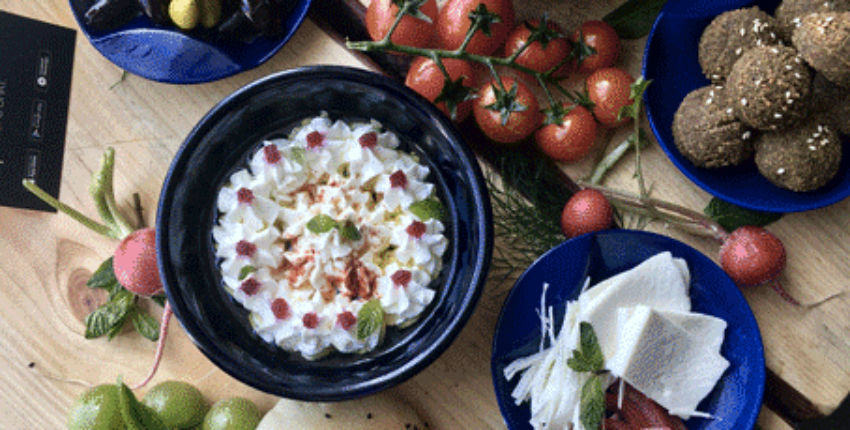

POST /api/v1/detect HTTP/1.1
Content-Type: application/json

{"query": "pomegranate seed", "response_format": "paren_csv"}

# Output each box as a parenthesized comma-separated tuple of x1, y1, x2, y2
(235, 240, 257, 258)
(263, 145, 281, 164)
(391, 270, 412, 287)
(240, 278, 262, 296)
(306, 131, 324, 149)
(303, 312, 320, 329)
(389, 170, 407, 188)
(337, 311, 357, 330)
(271, 298, 290, 320)
(359, 132, 378, 148)
(406, 221, 427, 239)
(236, 187, 255, 204)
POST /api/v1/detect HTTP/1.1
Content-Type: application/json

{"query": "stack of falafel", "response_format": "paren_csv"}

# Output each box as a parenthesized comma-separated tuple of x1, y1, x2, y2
(672, 0, 850, 192)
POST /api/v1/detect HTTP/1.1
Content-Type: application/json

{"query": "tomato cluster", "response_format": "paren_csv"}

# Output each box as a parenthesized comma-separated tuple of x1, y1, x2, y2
(367, 0, 637, 164)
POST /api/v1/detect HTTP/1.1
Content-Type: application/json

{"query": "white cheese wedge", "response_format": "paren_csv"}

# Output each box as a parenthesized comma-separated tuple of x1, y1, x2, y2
(606, 305, 730, 419)
(577, 251, 692, 360)
(658, 308, 728, 355)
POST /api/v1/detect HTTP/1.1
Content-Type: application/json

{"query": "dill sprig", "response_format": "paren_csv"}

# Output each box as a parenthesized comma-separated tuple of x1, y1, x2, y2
(486, 154, 568, 286)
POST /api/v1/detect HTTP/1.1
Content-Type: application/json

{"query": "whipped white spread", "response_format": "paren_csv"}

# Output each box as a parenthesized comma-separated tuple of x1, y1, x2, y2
(213, 116, 448, 360)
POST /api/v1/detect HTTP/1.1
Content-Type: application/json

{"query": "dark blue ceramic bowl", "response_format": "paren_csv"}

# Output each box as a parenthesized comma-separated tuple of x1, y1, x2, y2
(69, 0, 311, 84)
(156, 66, 493, 400)
(643, 0, 850, 213)
(492, 230, 765, 430)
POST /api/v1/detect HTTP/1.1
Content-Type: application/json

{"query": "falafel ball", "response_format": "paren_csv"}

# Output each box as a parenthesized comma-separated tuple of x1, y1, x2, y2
(699, 7, 782, 83)
(811, 72, 850, 134)
(792, 12, 850, 88)
(755, 114, 842, 192)
(775, 0, 850, 41)
(727, 45, 813, 131)
(673, 85, 756, 168)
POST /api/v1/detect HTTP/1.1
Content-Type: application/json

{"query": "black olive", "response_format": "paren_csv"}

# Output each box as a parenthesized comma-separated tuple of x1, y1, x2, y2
(138, 0, 171, 26)
(84, 0, 142, 31)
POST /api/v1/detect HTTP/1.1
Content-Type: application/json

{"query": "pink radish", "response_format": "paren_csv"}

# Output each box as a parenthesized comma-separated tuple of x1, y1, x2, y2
(719, 226, 786, 288)
(113, 228, 163, 297)
(560, 189, 615, 239)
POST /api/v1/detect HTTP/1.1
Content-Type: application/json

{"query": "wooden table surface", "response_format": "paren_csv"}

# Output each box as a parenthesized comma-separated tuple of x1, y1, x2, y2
(1, 0, 847, 429)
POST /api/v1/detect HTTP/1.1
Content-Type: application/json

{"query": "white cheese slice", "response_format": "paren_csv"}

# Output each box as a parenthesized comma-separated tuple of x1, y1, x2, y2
(658, 308, 728, 355)
(577, 251, 692, 360)
(606, 305, 730, 419)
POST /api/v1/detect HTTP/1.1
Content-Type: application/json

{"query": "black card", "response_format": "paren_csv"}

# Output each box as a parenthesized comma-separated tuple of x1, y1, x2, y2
(0, 11, 76, 212)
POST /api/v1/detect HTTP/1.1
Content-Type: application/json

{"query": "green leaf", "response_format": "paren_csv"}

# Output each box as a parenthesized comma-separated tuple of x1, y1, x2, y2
(117, 379, 169, 430)
(87, 257, 117, 290)
(410, 198, 445, 221)
(619, 77, 652, 121)
(356, 300, 384, 340)
(85, 290, 136, 340)
(132, 310, 160, 342)
(603, 0, 669, 39)
(290, 147, 306, 165)
(339, 221, 362, 241)
(307, 214, 337, 234)
(150, 294, 167, 307)
(579, 376, 605, 430)
(567, 322, 605, 373)
(238, 265, 257, 281)
(704, 198, 783, 232)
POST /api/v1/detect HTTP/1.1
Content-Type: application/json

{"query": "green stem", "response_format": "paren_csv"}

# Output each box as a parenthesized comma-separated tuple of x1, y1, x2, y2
(586, 130, 647, 185)
(23, 179, 117, 238)
(97, 148, 135, 238)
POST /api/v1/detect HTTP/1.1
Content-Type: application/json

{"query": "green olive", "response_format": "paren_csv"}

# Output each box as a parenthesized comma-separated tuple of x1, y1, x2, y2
(202, 397, 262, 430)
(67, 384, 127, 430)
(169, 0, 200, 30)
(198, 0, 222, 29)
(142, 380, 208, 429)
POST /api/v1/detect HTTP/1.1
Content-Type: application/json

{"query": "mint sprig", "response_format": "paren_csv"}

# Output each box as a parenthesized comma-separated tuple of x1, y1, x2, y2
(84, 257, 160, 341)
(567, 322, 607, 430)
(410, 198, 445, 221)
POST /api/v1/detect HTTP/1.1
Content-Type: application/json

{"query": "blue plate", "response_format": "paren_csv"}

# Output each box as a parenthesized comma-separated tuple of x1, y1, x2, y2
(69, 0, 311, 84)
(491, 230, 765, 430)
(643, 0, 850, 213)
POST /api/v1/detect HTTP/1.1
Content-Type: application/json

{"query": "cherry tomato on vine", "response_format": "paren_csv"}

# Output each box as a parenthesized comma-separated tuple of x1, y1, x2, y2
(504, 19, 570, 74)
(535, 105, 598, 163)
(436, 0, 515, 55)
(366, 0, 439, 48)
(586, 67, 635, 129)
(473, 77, 542, 144)
(405, 56, 476, 122)
(570, 20, 621, 74)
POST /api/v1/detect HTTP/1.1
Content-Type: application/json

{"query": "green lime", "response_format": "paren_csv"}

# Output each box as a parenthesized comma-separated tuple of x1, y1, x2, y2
(67, 384, 127, 430)
(202, 397, 261, 430)
(142, 380, 208, 429)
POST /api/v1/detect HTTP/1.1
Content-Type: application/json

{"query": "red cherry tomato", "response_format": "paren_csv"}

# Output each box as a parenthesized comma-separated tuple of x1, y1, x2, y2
(535, 105, 598, 163)
(405, 56, 476, 122)
(571, 20, 621, 74)
(436, 0, 515, 55)
(366, 0, 438, 48)
(504, 19, 570, 73)
(473, 77, 542, 144)
(586, 67, 635, 129)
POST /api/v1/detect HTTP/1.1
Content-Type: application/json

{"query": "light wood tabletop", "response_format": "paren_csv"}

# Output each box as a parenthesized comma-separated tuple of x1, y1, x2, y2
(0, 0, 846, 429)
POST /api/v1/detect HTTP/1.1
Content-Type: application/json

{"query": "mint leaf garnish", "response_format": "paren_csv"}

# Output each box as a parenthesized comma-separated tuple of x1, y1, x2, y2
(410, 198, 445, 221)
(307, 214, 337, 234)
(238, 265, 256, 281)
(357, 300, 384, 340)
(291, 147, 306, 165)
(619, 77, 651, 121)
(579, 375, 605, 430)
(567, 322, 605, 372)
(339, 221, 362, 241)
